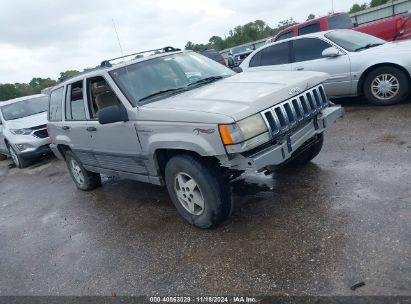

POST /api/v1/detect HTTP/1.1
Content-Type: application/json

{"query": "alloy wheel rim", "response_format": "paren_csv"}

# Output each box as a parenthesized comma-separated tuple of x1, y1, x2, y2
(371, 73, 399, 100)
(70, 159, 85, 185)
(174, 172, 205, 216)
(9, 147, 19, 166)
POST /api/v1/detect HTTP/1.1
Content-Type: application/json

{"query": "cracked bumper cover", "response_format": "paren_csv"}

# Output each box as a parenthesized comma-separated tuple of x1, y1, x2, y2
(223, 105, 344, 171)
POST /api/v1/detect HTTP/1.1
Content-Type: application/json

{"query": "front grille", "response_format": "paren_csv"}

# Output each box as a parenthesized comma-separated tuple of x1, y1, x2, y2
(32, 124, 47, 130)
(261, 85, 328, 139)
(33, 129, 48, 139)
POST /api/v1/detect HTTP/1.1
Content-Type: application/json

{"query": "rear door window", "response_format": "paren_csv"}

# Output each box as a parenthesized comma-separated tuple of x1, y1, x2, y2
(49, 87, 64, 121)
(65, 80, 86, 120)
(259, 42, 290, 66)
(276, 31, 294, 41)
(292, 38, 332, 62)
(298, 23, 321, 35)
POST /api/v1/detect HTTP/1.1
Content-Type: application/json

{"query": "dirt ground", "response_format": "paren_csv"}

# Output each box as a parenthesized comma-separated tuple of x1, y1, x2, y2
(0, 99, 410, 296)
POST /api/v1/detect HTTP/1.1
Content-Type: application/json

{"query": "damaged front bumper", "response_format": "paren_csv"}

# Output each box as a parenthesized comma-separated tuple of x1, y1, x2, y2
(219, 105, 344, 171)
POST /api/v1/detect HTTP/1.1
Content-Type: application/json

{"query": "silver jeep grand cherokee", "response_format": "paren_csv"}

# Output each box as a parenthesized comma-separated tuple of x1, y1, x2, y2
(48, 47, 344, 229)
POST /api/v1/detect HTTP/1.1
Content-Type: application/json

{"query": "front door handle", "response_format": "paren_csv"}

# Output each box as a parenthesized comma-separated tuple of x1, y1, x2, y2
(86, 127, 97, 132)
(62, 126, 70, 130)
(295, 66, 304, 71)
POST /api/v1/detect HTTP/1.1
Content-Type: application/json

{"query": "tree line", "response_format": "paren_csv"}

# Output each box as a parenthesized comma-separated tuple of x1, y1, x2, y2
(349, 0, 393, 14)
(0, 70, 80, 102)
(1, 1, 394, 101)
(186, 0, 397, 52)
(185, 18, 299, 52)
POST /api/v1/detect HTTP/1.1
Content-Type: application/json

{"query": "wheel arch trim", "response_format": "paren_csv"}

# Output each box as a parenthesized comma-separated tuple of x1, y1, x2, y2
(357, 63, 411, 96)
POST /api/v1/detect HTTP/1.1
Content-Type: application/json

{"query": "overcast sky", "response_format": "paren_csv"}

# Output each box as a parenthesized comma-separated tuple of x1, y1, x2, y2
(0, 0, 362, 83)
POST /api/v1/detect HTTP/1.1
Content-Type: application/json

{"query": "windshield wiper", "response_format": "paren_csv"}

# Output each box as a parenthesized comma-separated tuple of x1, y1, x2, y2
(354, 43, 384, 52)
(138, 77, 226, 102)
(139, 87, 188, 102)
(187, 76, 225, 87)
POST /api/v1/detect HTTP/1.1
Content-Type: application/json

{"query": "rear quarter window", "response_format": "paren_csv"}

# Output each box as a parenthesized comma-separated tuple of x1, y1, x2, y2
(328, 15, 354, 29)
(298, 23, 321, 35)
(258, 42, 290, 66)
(49, 87, 64, 121)
(276, 31, 294, 41)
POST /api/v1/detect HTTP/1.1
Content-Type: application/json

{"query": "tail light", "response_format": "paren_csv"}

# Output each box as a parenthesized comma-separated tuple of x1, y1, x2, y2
(396, 18, 405, 35)
(46, 127, 54, 144)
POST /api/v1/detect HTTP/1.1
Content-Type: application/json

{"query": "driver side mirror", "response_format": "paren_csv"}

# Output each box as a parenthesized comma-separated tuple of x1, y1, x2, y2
(98, 105, 128, 124)
(322, 47, 342, 58)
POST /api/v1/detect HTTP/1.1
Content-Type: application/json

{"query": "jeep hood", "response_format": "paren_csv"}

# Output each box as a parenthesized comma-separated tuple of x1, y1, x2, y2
(144, 71, 329, 121)
(4, 111, 47, 129)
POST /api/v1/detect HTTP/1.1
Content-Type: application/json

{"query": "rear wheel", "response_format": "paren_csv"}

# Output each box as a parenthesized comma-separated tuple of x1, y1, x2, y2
(291, 134, 324, 166)
(165, 154, 231, 229)
(363, 66, 409, 105)
(65, 151, 101, 191)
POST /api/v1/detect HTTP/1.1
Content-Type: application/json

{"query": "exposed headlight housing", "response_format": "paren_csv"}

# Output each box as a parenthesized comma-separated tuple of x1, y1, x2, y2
(16, 143, 33, 151)
(219, 114, 268, 145)
(10, 128, 33, 135)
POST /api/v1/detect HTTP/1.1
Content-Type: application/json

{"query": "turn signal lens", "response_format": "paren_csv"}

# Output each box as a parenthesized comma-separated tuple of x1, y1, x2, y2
(219, 125, 234, 145)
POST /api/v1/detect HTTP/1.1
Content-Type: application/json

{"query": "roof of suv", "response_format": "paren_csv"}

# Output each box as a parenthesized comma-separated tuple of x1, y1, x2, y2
(0, 94, 48, 106)
(55, 47, 185, 88)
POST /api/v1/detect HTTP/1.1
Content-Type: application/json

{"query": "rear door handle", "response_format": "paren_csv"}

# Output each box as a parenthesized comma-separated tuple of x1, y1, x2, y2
(62, 126, 70, 130)
(86, 127, 97, 132)
(295, 66, 304, 71)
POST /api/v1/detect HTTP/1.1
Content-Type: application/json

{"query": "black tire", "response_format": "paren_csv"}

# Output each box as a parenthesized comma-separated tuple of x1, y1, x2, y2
(363, 66, 409, 105)
(65, 150, 101, 191)
(0, 154, 7, 161)
(165, 154, 231, 229)
(291, 134, 324, 166)
(7, 145, 28, 168)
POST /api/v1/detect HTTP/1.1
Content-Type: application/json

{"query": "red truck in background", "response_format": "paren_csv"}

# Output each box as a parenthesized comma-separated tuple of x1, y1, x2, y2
(354, 13, 411, 41)
(270, 12, 411, 43)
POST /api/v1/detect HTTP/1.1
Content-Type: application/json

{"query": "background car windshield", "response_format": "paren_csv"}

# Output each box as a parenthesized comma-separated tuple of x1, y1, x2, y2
(325, 30, 385, 51)
(110, 52, 234, 105)
(1, 96, 48, 120)
(231, 45, 254, 54)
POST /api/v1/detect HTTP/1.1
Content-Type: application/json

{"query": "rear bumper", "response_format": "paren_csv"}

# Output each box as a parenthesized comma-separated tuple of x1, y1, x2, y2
(223, 105, 344, 171)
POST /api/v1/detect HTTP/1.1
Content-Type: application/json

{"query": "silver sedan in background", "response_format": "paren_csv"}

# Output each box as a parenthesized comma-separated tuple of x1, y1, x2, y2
(240, 30, 411, 105)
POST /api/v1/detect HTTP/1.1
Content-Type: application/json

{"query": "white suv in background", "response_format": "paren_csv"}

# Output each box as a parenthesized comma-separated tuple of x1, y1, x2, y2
(0, 94, 51, 168)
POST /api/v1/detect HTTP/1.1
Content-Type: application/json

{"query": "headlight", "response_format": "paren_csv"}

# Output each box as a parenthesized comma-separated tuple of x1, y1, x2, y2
(16, 143, 33, 151)
(10, 128, 33, 135)
(219, 114, 268, 145)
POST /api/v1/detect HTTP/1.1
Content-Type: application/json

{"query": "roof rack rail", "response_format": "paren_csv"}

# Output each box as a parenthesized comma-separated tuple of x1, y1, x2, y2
(100, 46, 181, 68)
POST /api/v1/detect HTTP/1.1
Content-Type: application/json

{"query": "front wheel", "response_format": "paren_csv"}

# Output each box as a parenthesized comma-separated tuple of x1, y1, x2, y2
(8, 145, 28, 168)
(165, 155, 231, 229)
(363, 66, 409, 105)
(290, 134, 324, 166)
(65, 151, 101, 191)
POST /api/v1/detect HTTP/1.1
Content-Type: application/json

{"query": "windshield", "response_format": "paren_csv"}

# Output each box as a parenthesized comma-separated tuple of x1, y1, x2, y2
(231, 45, 254, 55)
(325, 30, 385, 52)
(1, 96, 48, 121)
(110, 52, 234, 105)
